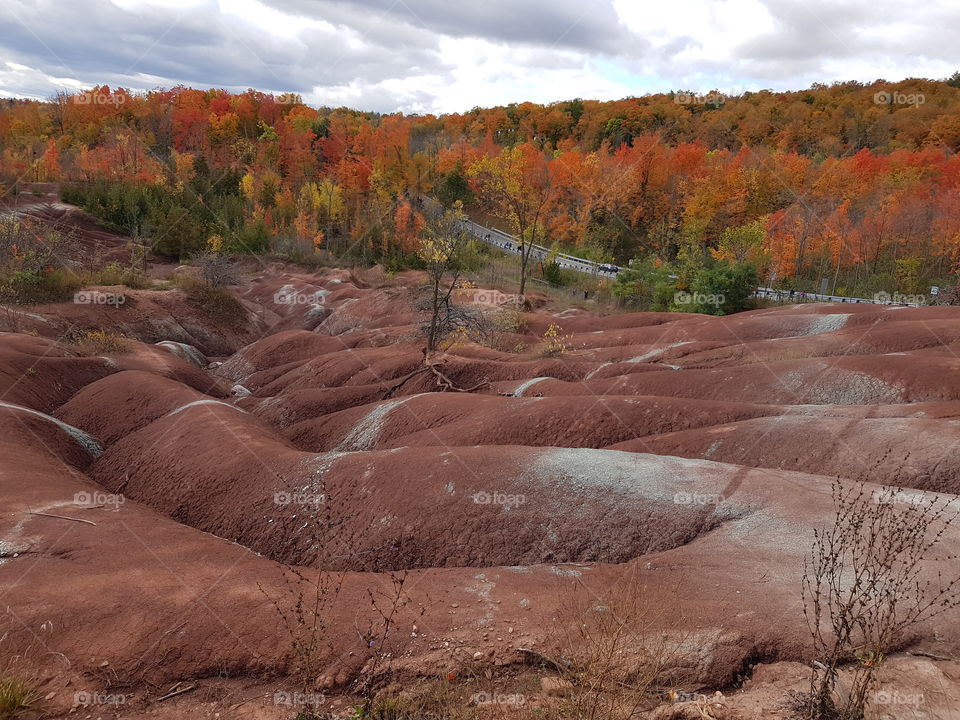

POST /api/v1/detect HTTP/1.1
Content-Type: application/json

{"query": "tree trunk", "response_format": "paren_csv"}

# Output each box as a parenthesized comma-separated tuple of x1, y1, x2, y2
(428, 277, 440, 353)
(519, 247, 529, 296)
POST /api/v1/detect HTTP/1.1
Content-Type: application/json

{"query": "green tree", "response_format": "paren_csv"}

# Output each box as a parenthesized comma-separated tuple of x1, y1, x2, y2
(435, 165, 474, 208)
(612, 257, 676, 309)
(715, 217, 769, 266)
(686, 261, 759, 315)
(895, 257, 922, 294)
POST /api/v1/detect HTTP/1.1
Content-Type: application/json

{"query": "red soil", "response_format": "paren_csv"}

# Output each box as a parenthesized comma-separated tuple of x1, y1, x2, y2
(4, 255, 960, 718)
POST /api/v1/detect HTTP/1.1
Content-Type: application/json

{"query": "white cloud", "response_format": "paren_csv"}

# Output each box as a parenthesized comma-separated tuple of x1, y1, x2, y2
(0, 0, 957, 113)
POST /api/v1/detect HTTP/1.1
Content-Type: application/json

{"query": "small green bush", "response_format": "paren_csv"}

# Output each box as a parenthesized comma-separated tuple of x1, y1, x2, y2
(0, 269, 81, 304)
(687, 261, 759, 315)
(0, 676, 41, 719)
(542, 261, 563, 285)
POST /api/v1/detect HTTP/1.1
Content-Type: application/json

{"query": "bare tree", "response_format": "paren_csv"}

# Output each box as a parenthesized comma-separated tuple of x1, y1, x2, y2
(49, 90, 71, 136)
(418, 201, 473, 354)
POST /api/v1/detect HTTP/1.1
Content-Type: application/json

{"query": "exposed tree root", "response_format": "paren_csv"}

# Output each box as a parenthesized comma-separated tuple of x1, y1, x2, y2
(382, 351, 488, 398)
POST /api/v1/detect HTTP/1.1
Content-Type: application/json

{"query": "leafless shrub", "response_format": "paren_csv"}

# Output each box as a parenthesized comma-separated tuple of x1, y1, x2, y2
(797, 480, 960, 720)
(0, 214, 73, 274)
(176, 275, 247, 326)
(258, 476, 415, 717)
(932, 282, 960, 306)
(0, 306, 24, 333)
(414, 290, 488, 350)
(354, 571, 420, 717)
(543, 575, 688, 720)
(261, 565, 345, 689)
(191, 251, 237, 288)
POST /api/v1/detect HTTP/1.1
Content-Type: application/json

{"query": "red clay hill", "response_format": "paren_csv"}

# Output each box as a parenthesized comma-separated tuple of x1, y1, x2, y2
(3, 252, 960, 717)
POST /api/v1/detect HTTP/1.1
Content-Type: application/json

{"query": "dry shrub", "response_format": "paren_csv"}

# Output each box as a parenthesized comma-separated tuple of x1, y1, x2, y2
(542, 574, 689, 720)
(0, 306, 25, 333)
(797, 481, 960, 720)
(65, 329, 131, 356)
(0, 615, 51, 719)
(346, 574, 698, 720)
(177, 276, 247, 327)
(0, 215, 81, 304)
(258, 477, 419, 717)
(191, 251, 237, 288)
(81, 260, 151, 290)
(355, 680, 479, 720)
(540, 323, 572, 357)
(351, 264, 403, 289)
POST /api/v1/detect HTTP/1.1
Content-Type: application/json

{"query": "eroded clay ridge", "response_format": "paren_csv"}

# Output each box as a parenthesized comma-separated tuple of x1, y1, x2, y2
(4, 267, 960, 711)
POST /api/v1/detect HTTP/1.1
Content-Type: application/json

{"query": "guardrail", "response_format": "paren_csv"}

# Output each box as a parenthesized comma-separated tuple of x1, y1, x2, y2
(423, 197, 928, 307)
(752, 287, 925, 307)
(430, 200, 620, 276)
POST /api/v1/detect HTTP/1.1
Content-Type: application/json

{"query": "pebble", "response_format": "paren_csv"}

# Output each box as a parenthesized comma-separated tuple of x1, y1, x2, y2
(541, 677, 574, 696)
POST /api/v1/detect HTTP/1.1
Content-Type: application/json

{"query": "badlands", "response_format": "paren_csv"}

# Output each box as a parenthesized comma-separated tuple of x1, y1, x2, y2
(3, 196, 960, 719)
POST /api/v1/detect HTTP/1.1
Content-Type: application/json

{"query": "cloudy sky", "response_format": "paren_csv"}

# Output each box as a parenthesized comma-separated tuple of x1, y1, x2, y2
(1, 0, 957, 114)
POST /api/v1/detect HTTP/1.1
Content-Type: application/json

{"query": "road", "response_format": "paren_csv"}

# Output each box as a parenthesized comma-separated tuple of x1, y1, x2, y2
(426, 198, 927, 307)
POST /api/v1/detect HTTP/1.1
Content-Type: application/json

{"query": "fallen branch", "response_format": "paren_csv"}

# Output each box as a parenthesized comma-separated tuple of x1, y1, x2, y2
(156, 682, 198, 702)
(28, 512, 96, 526)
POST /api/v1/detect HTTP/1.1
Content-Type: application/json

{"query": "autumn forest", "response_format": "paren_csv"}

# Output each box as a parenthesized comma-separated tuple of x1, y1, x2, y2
(3, 75, 960, 298)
